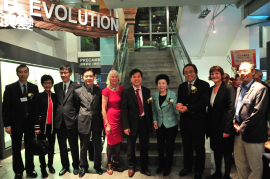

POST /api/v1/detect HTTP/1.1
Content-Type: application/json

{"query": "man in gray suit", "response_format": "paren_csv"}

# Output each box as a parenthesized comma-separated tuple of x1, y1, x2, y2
(74, 68, 103, 178)
(54, 65, 80, 176)
(234, 62, 269, 179)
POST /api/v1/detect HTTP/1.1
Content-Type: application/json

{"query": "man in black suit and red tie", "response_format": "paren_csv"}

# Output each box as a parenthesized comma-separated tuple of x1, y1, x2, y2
(176, 64, 210, 179)
(121, 69, 153, 177)
(54, 65, 80, 176)
(2, 64, 39, 179)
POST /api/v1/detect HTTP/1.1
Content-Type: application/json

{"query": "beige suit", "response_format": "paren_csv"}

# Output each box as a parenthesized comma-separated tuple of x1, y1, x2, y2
(234, 80, 268, 179)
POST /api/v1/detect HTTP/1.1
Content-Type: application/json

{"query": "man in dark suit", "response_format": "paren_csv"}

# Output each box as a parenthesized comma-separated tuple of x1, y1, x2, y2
(2, 64, 39, 179)
(176, 64, 210, 179)
(54, 65, 80, 176)
(234, 62, 269, 179)
(73, 68, 103, 178)
(121, 69, 153, 177)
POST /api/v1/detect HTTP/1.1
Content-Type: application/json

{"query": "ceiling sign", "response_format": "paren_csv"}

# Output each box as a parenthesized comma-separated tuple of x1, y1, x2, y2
(231, 49, 256, 68)
(0, 0, 119, 38)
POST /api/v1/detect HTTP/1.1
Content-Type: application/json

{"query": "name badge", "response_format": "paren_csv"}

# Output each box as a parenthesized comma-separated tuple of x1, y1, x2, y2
(243, 99, 250, 104)
(20, 97, 28, 102)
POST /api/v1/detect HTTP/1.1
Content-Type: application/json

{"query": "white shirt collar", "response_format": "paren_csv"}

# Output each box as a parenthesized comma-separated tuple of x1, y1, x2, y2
(188, 78, 197, 85)
(133, 85, 141, 91)
(63, 80, 71, 89)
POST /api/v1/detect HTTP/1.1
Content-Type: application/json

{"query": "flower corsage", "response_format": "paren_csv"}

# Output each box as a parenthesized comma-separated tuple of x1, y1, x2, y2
(28, 93, 34, 100)
(147, 97, 153, 104)
(167, 98, 174, 104)
(191, 86, 197, 93)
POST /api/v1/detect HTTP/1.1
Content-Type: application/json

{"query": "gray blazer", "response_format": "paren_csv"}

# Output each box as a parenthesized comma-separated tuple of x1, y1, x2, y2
(234, 80, 269, 143)
(74, 85, 103, 135)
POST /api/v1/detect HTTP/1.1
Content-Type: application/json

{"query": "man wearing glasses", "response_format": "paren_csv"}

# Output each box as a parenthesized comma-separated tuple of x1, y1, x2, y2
(54, 65, 80, 176)
(176, 64, 210, 179)
(223, 73, 230, 84)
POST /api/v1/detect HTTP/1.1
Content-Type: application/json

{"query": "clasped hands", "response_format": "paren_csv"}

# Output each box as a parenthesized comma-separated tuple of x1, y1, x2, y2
(176, 103, 188, 113)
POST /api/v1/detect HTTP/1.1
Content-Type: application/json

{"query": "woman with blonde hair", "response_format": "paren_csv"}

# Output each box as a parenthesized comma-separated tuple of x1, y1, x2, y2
(102, 70, 124, 175)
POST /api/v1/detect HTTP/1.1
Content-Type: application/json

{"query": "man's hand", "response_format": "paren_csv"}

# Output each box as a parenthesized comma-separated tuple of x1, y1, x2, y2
(176, 103, 183, 112)
(233, 124, 241, 133)
(124, 128, 131, 136)
(35, 130, 41, 135)
(223, 133, 230, 138)
(153, 122, 158, 130)
(179, 106, 188, 113)
(5, 128, 11, 135)
(106, 125, 111, 135)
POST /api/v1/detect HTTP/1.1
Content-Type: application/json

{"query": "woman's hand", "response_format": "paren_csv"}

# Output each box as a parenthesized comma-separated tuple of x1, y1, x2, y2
(35, 130, 41, 135)
(233, 123, 241, 133)
(106, 124, 111, 135)
(153, 122, 158, 129)
(223, 133, 230, 138)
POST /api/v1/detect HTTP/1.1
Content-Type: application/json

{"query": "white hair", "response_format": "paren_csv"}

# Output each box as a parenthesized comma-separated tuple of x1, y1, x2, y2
(106, 70, 121, 86)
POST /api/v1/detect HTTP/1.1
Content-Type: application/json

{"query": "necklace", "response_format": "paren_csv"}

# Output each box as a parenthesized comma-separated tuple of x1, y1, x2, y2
(109, 85, 118, 90)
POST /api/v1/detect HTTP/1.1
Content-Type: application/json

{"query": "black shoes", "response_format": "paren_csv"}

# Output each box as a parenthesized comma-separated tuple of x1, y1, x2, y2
(26, 170, 38, 178)
(194, 172, 202, 179)
(59, 168, 69, 176)
(14, 173, 22, 179)
(79, 168, 86, 178)
(179, 168, 192, 176)
(163, 168, 171, 176)
(48, 166, 55, 174)
(94, 167, 103, 175)
(74, 168, 80, 175)
(205, 172, 222, 179)
(156, 166, 164, 174)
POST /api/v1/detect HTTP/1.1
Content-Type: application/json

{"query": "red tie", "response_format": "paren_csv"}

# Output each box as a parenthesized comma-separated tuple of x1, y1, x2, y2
(136, 89, 144, 115)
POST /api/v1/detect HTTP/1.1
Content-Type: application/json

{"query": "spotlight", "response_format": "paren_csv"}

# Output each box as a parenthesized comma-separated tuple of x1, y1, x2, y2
(213, 30, 216, 33)
(198, 9, 211, 19)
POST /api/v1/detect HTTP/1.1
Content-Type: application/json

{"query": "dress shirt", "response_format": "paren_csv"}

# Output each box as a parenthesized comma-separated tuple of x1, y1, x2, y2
(133, 85, 145, 116)
(18, 81, 27, 93)
(187, 78, 197, 89)
(85, 85, 93, 94)
(63, 80, 71, 94)
(235, 79, 254, 122)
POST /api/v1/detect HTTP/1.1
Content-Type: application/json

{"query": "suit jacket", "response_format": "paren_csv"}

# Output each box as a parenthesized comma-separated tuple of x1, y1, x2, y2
(34, 91, 57, 134)
(234, 80, 269, 143)
(121, 86, 153, 136)
(2, 81, 39, 131)
(74, 85, 103, 135)
(54, 81, 80, 129)
(207, 82, 235, 141)
(177, 78, 210, 133)
(152, 89, 179, 128)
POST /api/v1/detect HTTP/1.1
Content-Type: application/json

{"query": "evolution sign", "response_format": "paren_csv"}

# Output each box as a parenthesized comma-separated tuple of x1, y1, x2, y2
(0, 0, 119, 37)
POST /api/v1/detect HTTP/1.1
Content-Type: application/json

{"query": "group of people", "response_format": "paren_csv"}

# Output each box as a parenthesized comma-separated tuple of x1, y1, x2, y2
(2, 62, 270, 179)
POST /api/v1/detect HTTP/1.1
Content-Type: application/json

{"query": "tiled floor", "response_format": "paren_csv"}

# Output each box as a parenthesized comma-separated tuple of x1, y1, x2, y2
(0, 150, 239, 179)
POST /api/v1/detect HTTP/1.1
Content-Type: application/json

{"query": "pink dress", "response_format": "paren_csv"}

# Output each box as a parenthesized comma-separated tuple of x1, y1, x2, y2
(102, 85, 124, 145)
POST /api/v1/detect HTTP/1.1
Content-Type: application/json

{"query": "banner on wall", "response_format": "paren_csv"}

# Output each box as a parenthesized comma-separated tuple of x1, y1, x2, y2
(231, 49, 256, 68)
(79, 57, 100, 68)
(0, 0, 118, 38)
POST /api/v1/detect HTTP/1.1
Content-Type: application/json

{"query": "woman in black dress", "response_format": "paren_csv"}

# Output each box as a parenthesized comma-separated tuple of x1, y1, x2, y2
(206, 66, 235, 179)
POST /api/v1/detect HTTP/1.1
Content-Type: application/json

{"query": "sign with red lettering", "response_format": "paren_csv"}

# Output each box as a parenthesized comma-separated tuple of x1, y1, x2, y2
(231, 49, 256, 68)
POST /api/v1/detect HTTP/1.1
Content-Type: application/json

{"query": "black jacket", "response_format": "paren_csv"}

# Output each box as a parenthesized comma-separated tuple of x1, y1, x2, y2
(34, 91, 57, 134)
(2, 81, 39, 131)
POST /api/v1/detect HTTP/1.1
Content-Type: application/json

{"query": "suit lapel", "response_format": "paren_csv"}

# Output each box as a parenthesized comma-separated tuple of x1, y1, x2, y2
(15, 81, 23, 97)
(161, 89, 170, 108)
(154, 92, 161, 110)
(63, 81, 74, 104)
(212, 83, 225, 108)
(188, 79, 199, 100)
(238, 81, 255, 112)
(91, 85, 97, 104)
(142, 86, 147, 106)
(81, 86, 91, 102)
(129, 87, 138, 105)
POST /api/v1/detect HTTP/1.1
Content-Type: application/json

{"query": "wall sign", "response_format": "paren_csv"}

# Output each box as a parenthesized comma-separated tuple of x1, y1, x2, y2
(0, 0, 118, 37)
(79, 57, 100, 68)
(231, 49, 256, 68)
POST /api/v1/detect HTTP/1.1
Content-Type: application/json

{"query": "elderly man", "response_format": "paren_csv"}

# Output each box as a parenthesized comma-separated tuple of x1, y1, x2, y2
(234, 62, 269, 179)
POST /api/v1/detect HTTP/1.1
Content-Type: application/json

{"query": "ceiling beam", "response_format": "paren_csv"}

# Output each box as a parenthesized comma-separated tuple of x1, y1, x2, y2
(236, 0, 253, 9)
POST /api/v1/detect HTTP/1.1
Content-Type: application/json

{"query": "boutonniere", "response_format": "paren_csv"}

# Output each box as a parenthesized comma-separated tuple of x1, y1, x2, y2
(191, 86, 197, 93)
(147, 97, 153, 104)
(28, 93, 34, 100)
(167, 98, 174, 104)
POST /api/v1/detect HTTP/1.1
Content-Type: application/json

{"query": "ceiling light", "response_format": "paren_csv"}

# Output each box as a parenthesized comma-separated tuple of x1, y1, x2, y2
(198, 9, 211, 19)
(159, 22, 161, 24)
(213, 30, 216, 33)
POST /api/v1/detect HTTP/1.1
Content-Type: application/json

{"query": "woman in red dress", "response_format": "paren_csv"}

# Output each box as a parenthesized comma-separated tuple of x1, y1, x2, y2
(102, 70, 124, 175)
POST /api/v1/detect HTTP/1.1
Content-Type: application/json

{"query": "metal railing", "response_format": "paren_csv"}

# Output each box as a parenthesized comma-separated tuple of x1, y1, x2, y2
(170, 21, 192, 82)
(112, 23, 129, 83)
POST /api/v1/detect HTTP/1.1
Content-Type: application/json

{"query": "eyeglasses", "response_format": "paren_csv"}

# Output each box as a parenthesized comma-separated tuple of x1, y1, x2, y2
(43, 82, 52, 85)
(60, 72, 70, 75)
(184, 71, 195, 75)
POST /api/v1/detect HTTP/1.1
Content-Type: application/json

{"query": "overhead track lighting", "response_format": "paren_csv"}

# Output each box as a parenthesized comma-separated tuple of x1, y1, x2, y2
(198, 9, 211, 19)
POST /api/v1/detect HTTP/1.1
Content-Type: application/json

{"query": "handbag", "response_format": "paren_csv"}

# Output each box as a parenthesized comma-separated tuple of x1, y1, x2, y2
(31, 134, 49, 156)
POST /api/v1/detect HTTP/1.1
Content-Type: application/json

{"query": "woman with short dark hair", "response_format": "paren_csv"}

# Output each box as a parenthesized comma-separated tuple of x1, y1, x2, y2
(34, 75, 57, 178)
(206, 66, 235, 179)
(152, 74, 179, 176)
